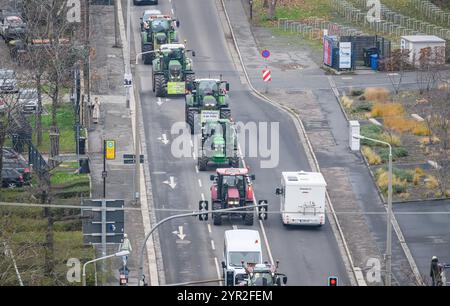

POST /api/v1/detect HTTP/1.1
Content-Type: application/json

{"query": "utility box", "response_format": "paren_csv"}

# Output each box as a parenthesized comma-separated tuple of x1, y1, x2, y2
(349, 120, 360, 151)
(400, 35, 446, 66)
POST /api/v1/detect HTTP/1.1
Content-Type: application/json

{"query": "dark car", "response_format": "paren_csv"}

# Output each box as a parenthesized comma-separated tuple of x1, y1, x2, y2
(3, 158, 31, 183)
(0, 14, 26, 42)
(0, 69, 18, 93)
(134, 0, 158, 6)
(18, 88, 38, 113)
(1, 168, 24, 188)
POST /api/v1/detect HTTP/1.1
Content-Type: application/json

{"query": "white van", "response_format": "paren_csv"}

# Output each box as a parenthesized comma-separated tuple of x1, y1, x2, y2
(276, 171, 327, 226)
(222, 229, 262, 285)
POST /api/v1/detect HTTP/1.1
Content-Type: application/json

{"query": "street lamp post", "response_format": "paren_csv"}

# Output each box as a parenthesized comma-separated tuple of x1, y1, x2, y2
(353, 134, 392, 286)
(135, 50, 157, 65)
(82, 250, 130, 286)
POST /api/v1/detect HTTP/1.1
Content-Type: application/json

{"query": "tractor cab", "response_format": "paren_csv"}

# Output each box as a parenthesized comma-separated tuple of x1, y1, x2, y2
(211, 168, 254, 206)
(242, 262, 288, 286)
(186, 79, 230, 107)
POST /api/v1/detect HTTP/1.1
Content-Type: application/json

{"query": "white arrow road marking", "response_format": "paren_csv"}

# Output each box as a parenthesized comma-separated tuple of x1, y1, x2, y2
(163, 176, 177, 189)
(177, 226, 186, 240)
(157, 134, 169, 145)
(157, 97, 163, 106)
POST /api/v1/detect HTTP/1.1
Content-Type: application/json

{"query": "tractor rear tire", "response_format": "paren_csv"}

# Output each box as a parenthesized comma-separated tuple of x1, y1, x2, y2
(187, 109, 198, 134)
(243, 207, 254, 226)
(154, 74, 167, 97)
(143, 44, 154, 65)
(220, 108, 231, 120)
(185, 73, 195, 84)
(198, 156, 208, 171)
(213, 202, 222, 226)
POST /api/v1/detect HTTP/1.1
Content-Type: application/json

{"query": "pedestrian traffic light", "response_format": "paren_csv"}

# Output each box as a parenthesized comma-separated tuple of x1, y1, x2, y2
(328, 276, 338, 286)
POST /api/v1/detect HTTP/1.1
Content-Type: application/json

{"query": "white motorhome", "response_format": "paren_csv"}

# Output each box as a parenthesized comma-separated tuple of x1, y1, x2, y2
(222, 229, 262, 285)
(276, 171, 327, 226)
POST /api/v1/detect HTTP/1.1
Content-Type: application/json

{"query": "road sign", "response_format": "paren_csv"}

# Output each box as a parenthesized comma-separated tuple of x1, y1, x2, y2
(261, 49, 270, 59)
(263, 69, 271, 82)
(123, 154, 144, 164)
(106, 140, 116, 160)
(81, 199, 125, 245)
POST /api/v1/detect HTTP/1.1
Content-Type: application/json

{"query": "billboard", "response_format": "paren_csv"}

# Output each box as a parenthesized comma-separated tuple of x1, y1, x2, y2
(339, 42, 352, 69)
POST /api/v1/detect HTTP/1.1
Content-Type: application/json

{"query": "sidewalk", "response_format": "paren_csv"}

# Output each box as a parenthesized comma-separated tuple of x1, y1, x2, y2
(223, 0, 418, 285)
(87, 4, 147, 286)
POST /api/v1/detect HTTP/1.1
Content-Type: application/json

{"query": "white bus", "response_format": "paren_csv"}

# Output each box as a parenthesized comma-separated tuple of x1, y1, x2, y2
(276, 171, 327, 226)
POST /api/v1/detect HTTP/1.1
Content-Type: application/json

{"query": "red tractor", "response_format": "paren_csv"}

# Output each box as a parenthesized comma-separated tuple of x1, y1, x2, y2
(208, 168, 260, 226)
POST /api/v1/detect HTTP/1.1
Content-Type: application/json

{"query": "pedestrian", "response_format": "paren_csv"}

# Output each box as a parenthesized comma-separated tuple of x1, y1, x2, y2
(430, 256, 440, 286)
(119, 233, 132, 266)
(92, 97, 100, 124)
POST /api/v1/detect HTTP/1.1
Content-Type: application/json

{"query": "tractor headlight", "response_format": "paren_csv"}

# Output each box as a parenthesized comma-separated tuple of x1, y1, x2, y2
(228, 199, 239, 205)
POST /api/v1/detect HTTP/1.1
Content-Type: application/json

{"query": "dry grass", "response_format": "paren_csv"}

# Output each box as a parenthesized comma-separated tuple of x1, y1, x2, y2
(362, 146, 381, 165)
(412, 123, 430, 136)
(376, 170, 407, 193)
(364, 87, 390, 103)
(341, 95, 354, 108)
(418, 136, 440, 144)
(425, 175, 439, 189)
(371, 103, 404, 118)
(413, 167, 424, 185)
(379, 133, 401, 146)
(384, 117, 417, 133)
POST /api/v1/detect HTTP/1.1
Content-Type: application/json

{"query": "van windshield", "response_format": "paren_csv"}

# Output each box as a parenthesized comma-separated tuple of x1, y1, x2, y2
(228, 252, 260, 267)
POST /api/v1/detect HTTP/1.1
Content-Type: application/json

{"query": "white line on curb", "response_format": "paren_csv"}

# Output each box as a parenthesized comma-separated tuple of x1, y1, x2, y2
(214, 257, 223, 285)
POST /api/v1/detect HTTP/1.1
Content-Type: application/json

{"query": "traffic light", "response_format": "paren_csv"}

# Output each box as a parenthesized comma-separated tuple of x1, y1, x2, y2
(258, 200, 268, 220)
(225, 269, 235, 286)
(328, 276, 338, 286)
(198, 201, 208, 221)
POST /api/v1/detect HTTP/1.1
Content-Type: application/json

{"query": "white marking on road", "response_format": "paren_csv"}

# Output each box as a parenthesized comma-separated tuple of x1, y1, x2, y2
(342, 77, 353, 80)
(156, 97, 163, 106)
(388, 73, 399, 76)
(207, 223, 212, 234)
(198, 179, 202, 187)
(201, 193, 205, 201)
(177, 226, 186, 240)
(195, 165, 199, 173)
(190, 139, 194, 147)
(171, 8, 174, 14)
(152, 171, 167, 175)
(214, 257, 223, 285)
(157, 134, 169, 145)
(211, 240, 216, 250)
(163, 176, 177, 189)
(259, 219, 274, 265)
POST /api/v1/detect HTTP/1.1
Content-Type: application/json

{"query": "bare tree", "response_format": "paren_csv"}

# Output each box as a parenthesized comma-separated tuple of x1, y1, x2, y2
(386, 49, 410, 96)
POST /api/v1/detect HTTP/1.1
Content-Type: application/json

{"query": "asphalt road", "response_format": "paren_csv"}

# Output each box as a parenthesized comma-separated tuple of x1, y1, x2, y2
(130, 0, 350, 285)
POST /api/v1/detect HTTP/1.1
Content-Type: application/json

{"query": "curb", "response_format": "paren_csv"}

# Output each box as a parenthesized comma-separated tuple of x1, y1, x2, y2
(219, 0, 361, 286)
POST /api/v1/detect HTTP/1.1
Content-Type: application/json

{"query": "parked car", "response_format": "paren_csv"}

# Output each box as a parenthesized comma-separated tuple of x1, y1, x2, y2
(18, 88, 38, 113)
(3, 158, 31, 183)
(1, 168, 24, 188)
(140, 9, 162, 31)
(0, 69, 18, 93)
(0, 12, 26, 42)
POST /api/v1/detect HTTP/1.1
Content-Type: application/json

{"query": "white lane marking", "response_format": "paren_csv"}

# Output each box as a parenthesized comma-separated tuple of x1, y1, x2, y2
(259, 219, 274, 265)
(207, 223, 212, 234)
(232, 225, 237, 230)
(171, 8, 174, 14)
(214, 257, 223, 285)
(192, 152, 196, 160)
(195, 165, 199, 173)
(190, 139, 194, 147)
(342, 77, 353, 80)
(198, 179, 202, 187)
(201, 193, 205, 201)
(211, 240, 216, 250)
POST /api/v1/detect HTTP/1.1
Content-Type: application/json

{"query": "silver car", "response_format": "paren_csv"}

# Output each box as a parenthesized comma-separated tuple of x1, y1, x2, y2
(18, 88, 38, 113)
(0, 69, 18, 93)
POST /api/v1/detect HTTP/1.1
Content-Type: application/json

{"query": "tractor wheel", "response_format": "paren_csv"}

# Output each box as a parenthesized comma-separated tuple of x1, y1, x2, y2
(213, 202, 222, 225)
(154, 74, 167, 97)
(187, 109, 198, 134)
(198, 156, 208, 171)
(243, 206, 254, 226)
(229, 156, 240, 168)
(185, 73, 195, 84)
(220, 108, 231, 120)
(143, 44, 154, 65)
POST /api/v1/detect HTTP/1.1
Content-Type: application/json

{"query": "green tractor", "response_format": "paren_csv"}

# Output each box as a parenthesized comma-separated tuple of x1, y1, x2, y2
(141, 15, 179, 65)
(152, 44, 195, 97)
(198, 118, 239, 171)
(185, 78, 231, 134)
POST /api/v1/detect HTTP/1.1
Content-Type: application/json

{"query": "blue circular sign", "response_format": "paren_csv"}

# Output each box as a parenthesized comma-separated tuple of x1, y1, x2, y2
(261, 49, 270, 59)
